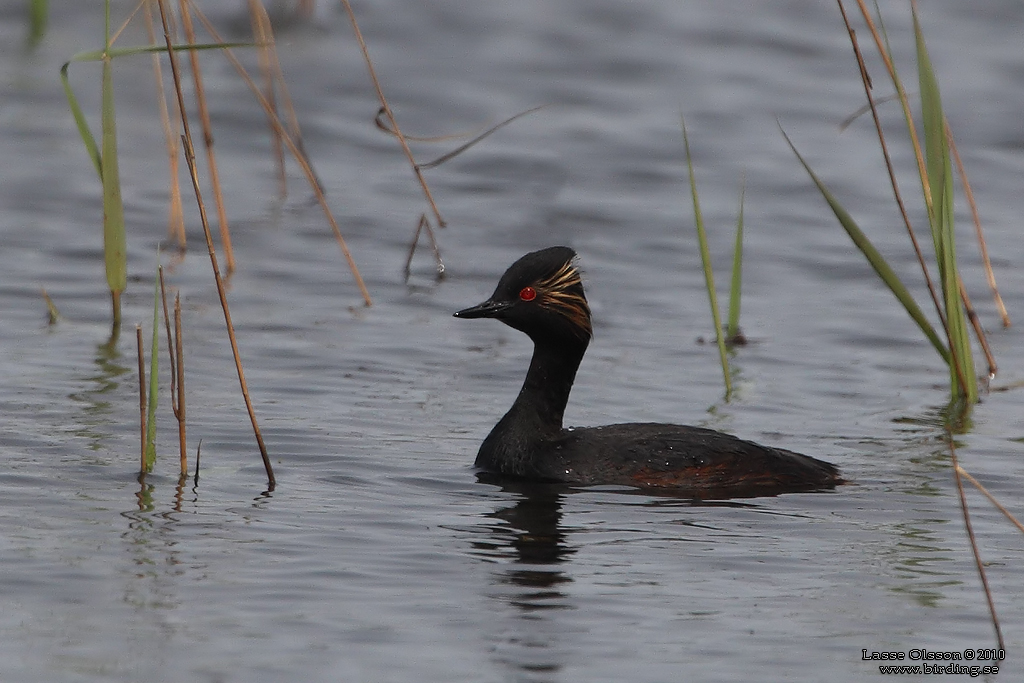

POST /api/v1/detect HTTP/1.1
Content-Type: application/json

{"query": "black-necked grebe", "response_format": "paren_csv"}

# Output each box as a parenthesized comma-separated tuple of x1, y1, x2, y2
(455, 246, 841, 497)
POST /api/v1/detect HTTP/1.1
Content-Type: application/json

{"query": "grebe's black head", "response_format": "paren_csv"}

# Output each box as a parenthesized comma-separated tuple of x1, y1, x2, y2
(454, 246, 592, 344)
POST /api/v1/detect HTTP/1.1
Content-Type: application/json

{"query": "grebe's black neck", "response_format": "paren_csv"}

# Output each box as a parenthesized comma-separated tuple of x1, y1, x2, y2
(507, 332, 589, 433)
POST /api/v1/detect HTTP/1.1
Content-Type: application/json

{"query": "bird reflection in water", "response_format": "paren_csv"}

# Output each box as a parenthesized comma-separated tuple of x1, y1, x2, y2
(472, 475, 575, 678)
(472, 474, 761, 679)
(480, 477, 576, 601)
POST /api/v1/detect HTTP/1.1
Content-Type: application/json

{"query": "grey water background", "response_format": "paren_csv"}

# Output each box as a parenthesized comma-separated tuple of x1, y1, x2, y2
(2, 0, 1024, 681)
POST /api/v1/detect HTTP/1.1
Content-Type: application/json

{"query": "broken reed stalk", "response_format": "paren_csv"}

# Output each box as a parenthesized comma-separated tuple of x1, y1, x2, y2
(194, 439, 201, 487)
(136, 324, 146, 474)
(142, 0, 186, 247)
(178, 0, 235, 272)
(390, 105, 547, 276)
(41, 288, 60, 325)
(948, 438, 1005, 652)
(403, 213, 445, 280)
(186, 1, 372, 306)
(156, 0, 275, 489)
(159, 267, 187, 477)
(339, 0, 445, 229)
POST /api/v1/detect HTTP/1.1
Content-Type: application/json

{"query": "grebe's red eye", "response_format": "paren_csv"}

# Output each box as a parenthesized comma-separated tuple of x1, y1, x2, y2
(519, 286, 537, 302)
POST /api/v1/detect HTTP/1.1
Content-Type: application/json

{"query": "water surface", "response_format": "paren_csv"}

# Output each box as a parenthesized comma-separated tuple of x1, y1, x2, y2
(2, 1, 1024, 681)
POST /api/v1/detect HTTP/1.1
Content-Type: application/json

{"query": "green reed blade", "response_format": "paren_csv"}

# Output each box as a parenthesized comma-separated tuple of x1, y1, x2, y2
(61, 41, 253, 178)
(914, 8, 976, 402)
(28, 0, 48, 46)
(915, 13, 944, 235)
(782, 126, 950, 365)
(68, 42, 255, 63)
(61, 39, 254, 177)
(726, 178, 745, 340)
(60, 64, 102, 178)
(101, 55, 127, 321)
(63, 24, 250, 328)
(682, 117, 731, 398)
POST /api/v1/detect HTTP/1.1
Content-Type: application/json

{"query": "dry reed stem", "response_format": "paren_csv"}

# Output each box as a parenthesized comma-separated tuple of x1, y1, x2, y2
(136, 324, 147, 472)
(110, 1, 144, 45)
(373, 107, 487, 143)
(257, 1, 323, 193)
(956, 277, 997, 380)
(143, 0, 186, 246)
(837, 1, 947, 335)
(339, 0, 446, 228)
(247, 0, 287, 198)
(956, 465, 1024, 535)
(157, 0, 275, 488)
(186, 1, 371, 305)
(948, 438, 1005, 651)
(184, 129, 275, 486)
(178, 0, 236, 273)
(417, 105, 547, 171)
(947, 126, 1010, 328)
(175, 293, 186, 476)
(838, 94, 903, 132)
(160, 266, 174, 384)
(852, 0, 934, 218)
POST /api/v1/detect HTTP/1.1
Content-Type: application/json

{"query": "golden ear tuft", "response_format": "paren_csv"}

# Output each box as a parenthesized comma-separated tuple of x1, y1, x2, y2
(536, 259, 581, 293)
(534, 259, 591, 339)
